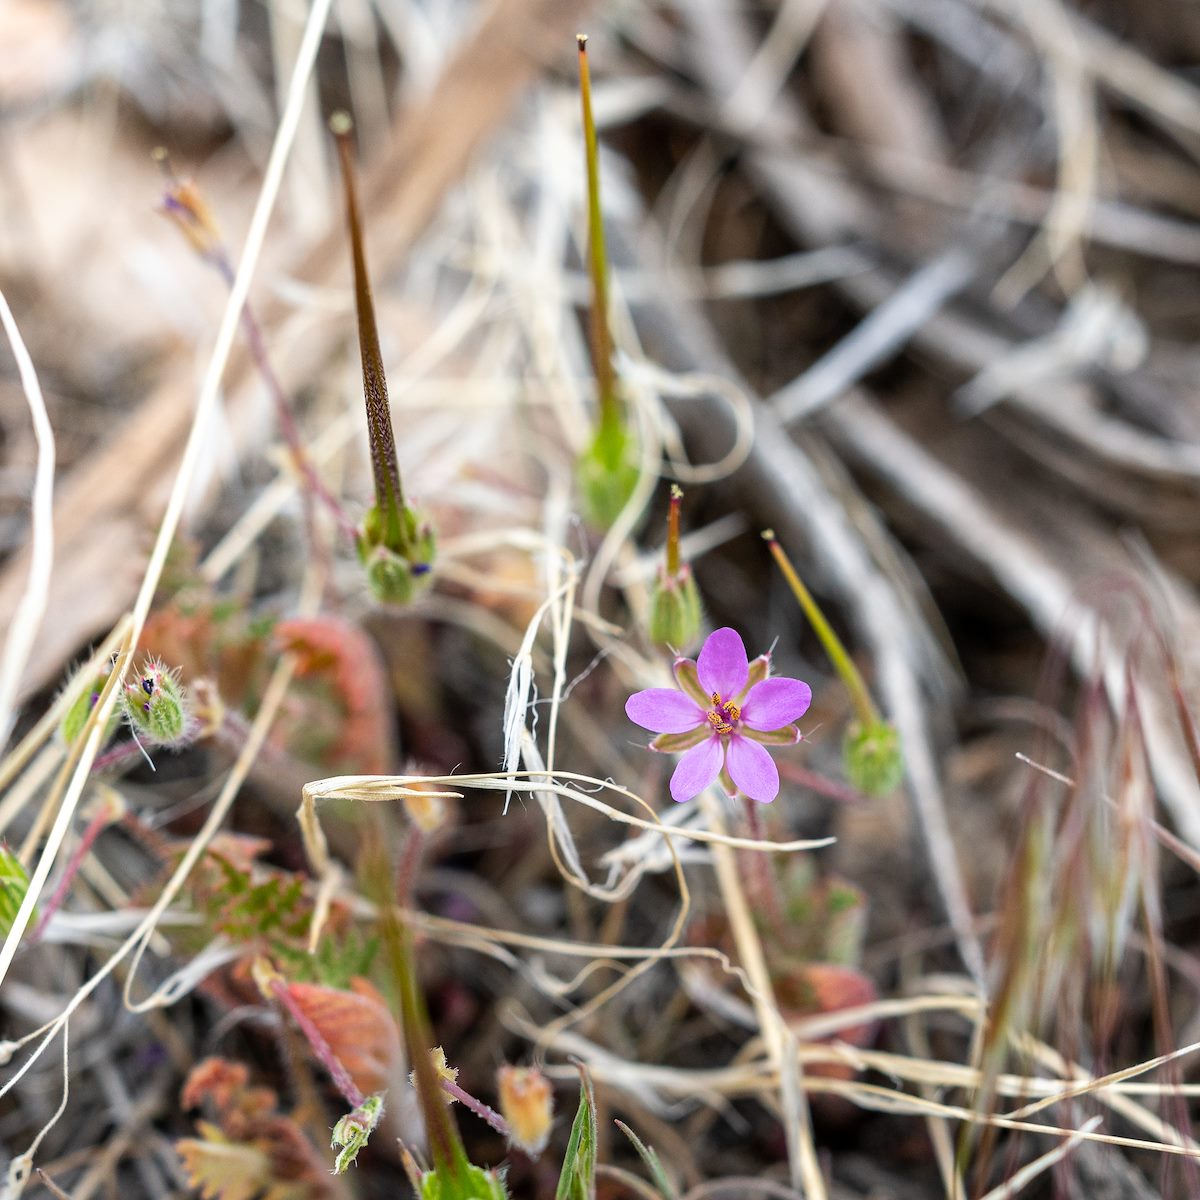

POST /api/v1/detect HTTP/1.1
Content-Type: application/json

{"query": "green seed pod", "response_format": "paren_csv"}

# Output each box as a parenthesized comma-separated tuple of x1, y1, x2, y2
(647, 566, 702, 652)
(122, 659, 192, 748)
(843, 719, 904, 796)
(0, 844, 32, 936)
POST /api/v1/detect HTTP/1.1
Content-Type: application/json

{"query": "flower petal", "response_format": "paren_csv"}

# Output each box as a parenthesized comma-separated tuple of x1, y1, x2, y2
(672, 658, 710, 707)
(697, 628, 749, 700)
(741, 678, 812, 731)
(669, 737, 723, 803)
(725, 735, 780, 803)
(651, 726, 711, 753)
(626, 689, 704, 734)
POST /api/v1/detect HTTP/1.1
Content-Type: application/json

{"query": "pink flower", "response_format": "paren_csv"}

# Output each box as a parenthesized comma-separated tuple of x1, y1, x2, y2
(626, 627, 812, 804)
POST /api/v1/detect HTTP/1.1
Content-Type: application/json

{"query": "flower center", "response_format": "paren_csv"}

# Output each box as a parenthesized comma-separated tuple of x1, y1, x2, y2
(705, 691, 741, 736)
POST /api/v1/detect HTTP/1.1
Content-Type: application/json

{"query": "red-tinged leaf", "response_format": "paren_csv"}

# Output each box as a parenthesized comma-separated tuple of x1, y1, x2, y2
(283, 977, 402, 1097)
(273, 616, 393, 773)
(778, 962, 878, 1081)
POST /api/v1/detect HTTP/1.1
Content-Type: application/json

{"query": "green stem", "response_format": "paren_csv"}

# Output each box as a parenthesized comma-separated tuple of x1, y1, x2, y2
(331, 113, 406, 546)
(665, 484, 682, 578)
(576, 35, 620, 442)
(764, 531, 879, 727)
(365, 827, 471, 1183)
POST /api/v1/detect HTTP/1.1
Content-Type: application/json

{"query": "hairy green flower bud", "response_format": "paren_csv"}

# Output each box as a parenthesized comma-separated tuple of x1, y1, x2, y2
(647, 566, 702, 651)
(331, 1094, 384, 1173)
(122, 658, 193, 749)
(843, 719, 904, 796)
(59, 667, 119, 746)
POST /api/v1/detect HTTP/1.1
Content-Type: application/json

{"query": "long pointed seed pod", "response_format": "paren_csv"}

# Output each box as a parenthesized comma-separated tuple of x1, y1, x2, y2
(647, 484, 701, 650)
(764, 531, 903, 795)
(331, 112, 435, 603)
(575, 34, 639, 529)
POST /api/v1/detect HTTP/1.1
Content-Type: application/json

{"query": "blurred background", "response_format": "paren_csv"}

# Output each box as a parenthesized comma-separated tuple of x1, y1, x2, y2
(4, 0, 1200, 1196)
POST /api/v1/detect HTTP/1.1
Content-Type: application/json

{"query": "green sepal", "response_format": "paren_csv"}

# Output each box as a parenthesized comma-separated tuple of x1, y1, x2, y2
(741, 654, 771, 697)
(555, 1066, 597, 1200)
(843, 719, 904, 796)
(357, 505, 436, 605)
(331, 1094, 384, 1173)
(577, 422, 638, 531)
(647, 568, 702, 652)
(672, 658, 708, 707)
(742, 725, 801, 747)
(650, 727, 709, 754)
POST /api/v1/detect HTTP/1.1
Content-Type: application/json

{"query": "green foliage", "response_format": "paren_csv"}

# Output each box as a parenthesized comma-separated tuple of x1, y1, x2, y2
(614, 1121, 677, 1199)
(180, 848, 374, 986)
(418, 1164, 508, 1200)
(842, 718, 904, 796)
(555, 1068, 597, 1200)
(0, 844, 32, 936)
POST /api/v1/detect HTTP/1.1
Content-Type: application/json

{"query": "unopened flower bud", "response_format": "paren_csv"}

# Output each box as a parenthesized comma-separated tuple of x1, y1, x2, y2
(647, 566, 702, 651)
(843, 719, 903, 796)
(158, 172, 224, 261)
(122, 658, 193, 748)
(59, 666, 118, 746)
(331, 1093, 384, 1173)
(497, 1065, 554, 1158)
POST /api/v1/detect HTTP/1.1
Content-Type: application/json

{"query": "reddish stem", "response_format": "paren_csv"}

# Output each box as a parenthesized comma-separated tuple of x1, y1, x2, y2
(30, 807, 112, 943)
(441, 1078, 511, 1138)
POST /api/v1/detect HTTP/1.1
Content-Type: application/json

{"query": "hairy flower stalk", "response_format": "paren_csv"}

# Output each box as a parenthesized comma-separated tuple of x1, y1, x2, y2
(647, 485, 701, 650)
(763, 531, 903, 795)
(575, 34, 638, 529)
(331, 113, 436, 603)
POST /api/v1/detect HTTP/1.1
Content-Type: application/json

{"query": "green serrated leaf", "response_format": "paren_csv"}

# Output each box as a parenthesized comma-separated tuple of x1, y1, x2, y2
(555, 1066, 597, 1200)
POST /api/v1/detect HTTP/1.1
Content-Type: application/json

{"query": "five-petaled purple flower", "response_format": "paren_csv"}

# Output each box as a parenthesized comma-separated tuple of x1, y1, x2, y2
(626, 627, 812, 804)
